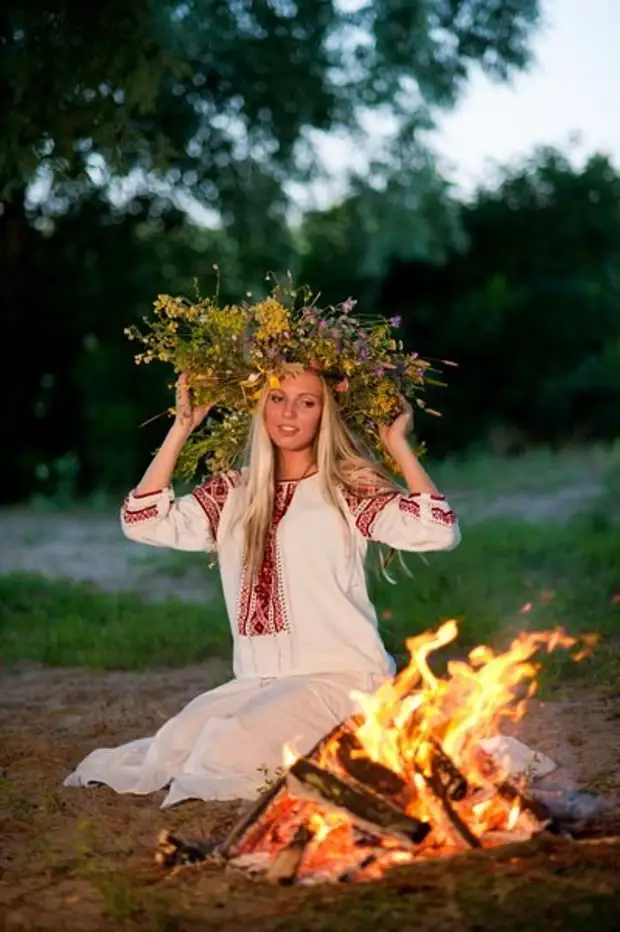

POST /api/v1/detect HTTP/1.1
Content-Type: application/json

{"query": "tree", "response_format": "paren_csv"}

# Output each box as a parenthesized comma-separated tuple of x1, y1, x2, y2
(2, 0, 541, 213)
(1, 0, 544, 499)
(380, 149, 620, 452)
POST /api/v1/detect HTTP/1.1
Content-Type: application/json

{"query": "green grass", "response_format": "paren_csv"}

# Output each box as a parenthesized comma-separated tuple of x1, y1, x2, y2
(0, 574, 230, 669)
(1, 510, 618, 680)
(370, 511, 620, 686)
(431, 442, 620, 497)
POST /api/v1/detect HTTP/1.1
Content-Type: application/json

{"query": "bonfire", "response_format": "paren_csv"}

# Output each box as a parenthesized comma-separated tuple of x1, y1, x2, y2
(156, 621, 597, 885)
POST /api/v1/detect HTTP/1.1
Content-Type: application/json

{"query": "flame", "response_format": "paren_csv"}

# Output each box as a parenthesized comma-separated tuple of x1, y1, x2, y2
(506, 800, 521, 831)
(282, 743, 300, 769)
(339, 622, 580, 845)
(239, 622, 593, 881)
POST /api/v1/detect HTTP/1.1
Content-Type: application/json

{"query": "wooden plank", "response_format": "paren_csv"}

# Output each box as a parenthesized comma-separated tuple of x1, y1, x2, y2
(287, 756, 431, 847)
(265, 823, 315, 885)
(220, 715, 363, 857)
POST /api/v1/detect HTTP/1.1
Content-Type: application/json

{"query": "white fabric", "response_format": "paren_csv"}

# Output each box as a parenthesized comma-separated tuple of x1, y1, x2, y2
(479, 736, 557, 780)
(65, 472, 462, 806)
(64, 670, 387, 805)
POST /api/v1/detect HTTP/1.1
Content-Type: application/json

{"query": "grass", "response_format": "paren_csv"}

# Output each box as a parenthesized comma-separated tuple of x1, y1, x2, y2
(0, 574, 231, 669)
(1, 509, 618, 682)
(431, 442, 620, 497)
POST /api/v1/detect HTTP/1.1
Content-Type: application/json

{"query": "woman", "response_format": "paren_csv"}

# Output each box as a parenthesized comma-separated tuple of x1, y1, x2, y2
(64, 366, 460, 806)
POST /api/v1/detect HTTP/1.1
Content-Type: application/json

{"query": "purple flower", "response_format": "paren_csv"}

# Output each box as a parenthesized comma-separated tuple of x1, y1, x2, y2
(341, 297, 357, 314)
(374, 366, 386, 377)
(319, 319, 328, 329)
(389, 315, 402, 328)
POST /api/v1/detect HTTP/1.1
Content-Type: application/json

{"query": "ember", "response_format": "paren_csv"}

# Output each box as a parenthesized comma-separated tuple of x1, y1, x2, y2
(156, 621, 597, 884)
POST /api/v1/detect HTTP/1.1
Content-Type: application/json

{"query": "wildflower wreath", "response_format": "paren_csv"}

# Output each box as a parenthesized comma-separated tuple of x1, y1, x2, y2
(125, 280, 451, 478)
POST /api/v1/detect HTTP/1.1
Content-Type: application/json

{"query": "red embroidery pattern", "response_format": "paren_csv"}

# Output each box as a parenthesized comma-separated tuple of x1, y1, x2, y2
(398, 496, 421, 519)
(431, 504, 457, 526)
(192, 471, 242, 540)
(121, 501, 159, 524)
(132, 487, 167, 499)
(237, 482, 296, 637)
(344, 484, 457, 537)
(400, 492, 456, 525)
(342, 487, 397, 539)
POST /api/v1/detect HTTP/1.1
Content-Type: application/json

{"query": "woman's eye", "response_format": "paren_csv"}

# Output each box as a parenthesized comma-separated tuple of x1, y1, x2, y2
(302, 400, 316, 408)
(270, 394, 284, 403)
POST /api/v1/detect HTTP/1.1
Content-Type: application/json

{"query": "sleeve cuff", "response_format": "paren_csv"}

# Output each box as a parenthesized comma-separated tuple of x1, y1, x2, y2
(121, 486, 172, 525)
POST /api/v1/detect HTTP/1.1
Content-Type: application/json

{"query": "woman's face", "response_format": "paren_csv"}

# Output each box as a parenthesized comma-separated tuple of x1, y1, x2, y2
(263, 370, 324, 453)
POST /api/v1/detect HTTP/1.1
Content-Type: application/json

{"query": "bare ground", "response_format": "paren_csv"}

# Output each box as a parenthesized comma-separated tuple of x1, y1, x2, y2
(0, 509, 216, 602)
(1, 663, 620, 932)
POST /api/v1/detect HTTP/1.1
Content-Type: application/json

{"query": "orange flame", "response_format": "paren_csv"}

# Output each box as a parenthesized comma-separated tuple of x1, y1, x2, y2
(311, 623, 590, 855)
(242, 622, 595, 880)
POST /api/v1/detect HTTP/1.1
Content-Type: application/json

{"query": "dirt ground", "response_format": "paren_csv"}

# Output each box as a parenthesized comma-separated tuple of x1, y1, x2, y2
(2, 662, 620, 932)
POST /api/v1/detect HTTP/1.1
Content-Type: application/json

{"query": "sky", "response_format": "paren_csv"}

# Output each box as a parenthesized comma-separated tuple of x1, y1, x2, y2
(304, 0, 619, 208)
(432, 0, 619, 195)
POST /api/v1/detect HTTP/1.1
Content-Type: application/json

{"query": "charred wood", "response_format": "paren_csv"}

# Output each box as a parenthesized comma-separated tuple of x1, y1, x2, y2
(287, 756, 431, 846)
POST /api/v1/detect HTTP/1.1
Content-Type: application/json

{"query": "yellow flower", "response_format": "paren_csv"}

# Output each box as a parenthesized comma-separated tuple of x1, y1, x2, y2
(254, 299, 290, 341)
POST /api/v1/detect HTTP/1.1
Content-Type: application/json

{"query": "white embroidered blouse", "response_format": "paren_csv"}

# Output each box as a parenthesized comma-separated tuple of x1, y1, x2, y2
(121, 472, 460, 680)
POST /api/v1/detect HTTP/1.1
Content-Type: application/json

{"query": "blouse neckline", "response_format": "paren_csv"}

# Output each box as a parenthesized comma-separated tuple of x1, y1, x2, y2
(276, 470, 318, 486)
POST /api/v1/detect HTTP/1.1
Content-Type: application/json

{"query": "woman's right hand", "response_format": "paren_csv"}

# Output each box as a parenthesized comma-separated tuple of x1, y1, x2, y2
(173, 372, 212, 434)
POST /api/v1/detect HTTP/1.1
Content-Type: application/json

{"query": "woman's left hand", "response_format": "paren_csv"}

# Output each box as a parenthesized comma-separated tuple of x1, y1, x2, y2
(378, 400, 414, 457)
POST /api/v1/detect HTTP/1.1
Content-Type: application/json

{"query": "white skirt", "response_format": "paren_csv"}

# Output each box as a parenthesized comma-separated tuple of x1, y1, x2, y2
(63, 669, 387, 807)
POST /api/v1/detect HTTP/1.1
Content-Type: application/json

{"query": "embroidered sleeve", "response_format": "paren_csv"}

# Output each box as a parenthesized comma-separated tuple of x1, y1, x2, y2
(120, 471, 241, 552)
(342, 481, 460, 553)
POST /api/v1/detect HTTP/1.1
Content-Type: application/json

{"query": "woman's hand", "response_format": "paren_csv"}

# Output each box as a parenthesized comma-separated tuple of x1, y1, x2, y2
(173, 372, 212, 434)
(378, 400, 414, 460)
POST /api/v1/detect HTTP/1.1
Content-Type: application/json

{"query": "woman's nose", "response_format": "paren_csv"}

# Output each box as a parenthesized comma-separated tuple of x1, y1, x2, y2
(282, 401, 296, 419)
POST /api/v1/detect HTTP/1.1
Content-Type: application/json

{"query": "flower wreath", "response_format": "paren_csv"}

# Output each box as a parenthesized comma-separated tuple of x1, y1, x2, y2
(125, 280, 453, 478)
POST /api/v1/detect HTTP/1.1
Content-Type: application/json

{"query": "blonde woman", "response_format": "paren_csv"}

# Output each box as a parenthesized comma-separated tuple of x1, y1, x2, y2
(64, 367, 460, 806)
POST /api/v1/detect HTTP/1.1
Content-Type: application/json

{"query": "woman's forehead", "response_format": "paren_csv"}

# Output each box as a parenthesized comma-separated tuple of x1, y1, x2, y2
(276, 371, 323, 396)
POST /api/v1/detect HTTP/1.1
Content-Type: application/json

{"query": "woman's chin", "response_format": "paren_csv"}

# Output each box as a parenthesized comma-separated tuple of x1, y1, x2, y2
(270, 435, 313, 453)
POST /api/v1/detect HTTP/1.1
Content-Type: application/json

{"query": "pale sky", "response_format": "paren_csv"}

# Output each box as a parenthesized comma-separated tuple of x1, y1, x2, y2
(299, 0, 618, 209)
(433, 0, 619, 195)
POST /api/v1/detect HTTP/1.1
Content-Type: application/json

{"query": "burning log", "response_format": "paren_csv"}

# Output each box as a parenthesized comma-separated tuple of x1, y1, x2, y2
(399, 708, 469, 802)
(495, 780, 555, 827)
(287, 756, 431, 847)
(155, 830, 220, 869)
(337, 852, 378, 883)
(220, 717, 363, 858)
(265, 822, 316, 885)
(412, 759, 481, 850)
(219, 774, 289, 859)
(335, 730, 409, 800)
(429, 739, 469, 802)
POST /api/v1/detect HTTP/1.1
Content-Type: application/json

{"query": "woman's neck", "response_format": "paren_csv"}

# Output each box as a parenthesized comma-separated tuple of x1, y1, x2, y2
(276, 449, 317, 482)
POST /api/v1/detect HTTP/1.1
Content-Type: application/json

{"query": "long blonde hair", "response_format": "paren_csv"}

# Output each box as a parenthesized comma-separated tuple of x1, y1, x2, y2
(241, 368, 401, 579)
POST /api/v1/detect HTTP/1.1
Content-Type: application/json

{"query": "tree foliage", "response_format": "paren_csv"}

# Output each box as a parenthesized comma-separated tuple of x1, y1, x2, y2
(2, 0, 540, 209)
(380, 149, 620, 452)
(1, 0, 550, 499)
